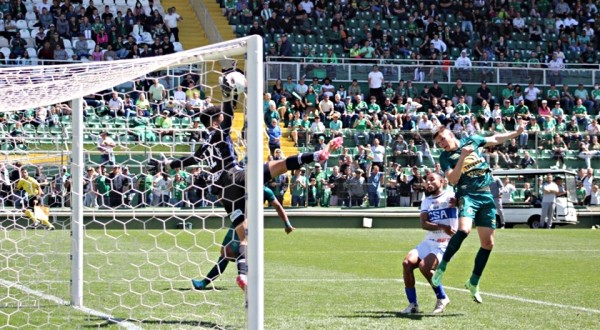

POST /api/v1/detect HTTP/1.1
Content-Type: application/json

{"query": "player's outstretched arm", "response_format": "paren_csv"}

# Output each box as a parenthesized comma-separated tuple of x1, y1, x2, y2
(484, 124, 525, 147)
(147, 147, 206, 174)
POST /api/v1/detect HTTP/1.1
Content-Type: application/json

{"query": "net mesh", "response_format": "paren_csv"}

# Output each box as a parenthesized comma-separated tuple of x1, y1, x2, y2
(0, 36, 255, 328)
(0, 39, 249, 112)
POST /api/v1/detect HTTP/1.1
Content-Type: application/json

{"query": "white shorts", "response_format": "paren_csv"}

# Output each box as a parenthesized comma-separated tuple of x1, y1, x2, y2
(413, 239, 449, 262)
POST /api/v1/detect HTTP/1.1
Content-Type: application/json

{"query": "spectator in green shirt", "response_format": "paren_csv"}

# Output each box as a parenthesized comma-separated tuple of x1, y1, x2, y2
(156, 110, 174, 141)
(573, 98, 589, 126)
(93, 166, 110, 208)
(574, 83, 594, 113)
(591, 83, 600, 113)
(501, 99, 516, 130)
(169, 172, 188, 207)
(290, 169, 307, 207)
(500, 83, 514, 105)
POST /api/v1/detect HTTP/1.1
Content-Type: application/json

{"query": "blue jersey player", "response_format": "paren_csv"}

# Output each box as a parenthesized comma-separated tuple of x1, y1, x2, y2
(401, 172, 457, 315)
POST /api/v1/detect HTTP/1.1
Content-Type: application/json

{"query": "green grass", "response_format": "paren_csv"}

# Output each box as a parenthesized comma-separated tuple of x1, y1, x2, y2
(1, 228, 599, 329)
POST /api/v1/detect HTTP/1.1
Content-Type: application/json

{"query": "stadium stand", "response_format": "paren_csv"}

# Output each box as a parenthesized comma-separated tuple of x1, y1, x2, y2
(1, 0, 600, 209)
(0, 0, 185, 64)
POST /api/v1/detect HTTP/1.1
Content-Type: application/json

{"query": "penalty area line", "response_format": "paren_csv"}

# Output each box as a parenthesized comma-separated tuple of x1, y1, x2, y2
(0, 278, 142, 330)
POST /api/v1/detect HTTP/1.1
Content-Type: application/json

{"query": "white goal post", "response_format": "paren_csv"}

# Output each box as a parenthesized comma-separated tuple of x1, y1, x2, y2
(0, 35, 264, 329)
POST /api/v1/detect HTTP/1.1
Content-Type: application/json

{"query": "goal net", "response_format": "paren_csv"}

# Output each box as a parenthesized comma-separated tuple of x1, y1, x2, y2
(0, 35, 264, 329)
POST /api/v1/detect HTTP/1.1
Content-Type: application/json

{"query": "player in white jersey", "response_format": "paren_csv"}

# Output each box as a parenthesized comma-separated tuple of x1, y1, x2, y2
(401, 172, 457, 314)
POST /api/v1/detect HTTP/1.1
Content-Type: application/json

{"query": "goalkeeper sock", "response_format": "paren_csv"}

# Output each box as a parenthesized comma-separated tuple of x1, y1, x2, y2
(432, 284, 447, 300)
(405, 287, 417, 304)
(470, 247, 492, 286)
(24, 210, 38, 224)
(237, 245, 248, 275)
(285, 153, 314, 170)
(39, 218, 54, 229)
(441, 230, 469, 265)
(205, 256, 229, 284)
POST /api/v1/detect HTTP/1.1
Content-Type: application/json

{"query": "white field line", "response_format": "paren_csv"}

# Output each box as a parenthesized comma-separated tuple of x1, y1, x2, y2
(0, 278, 142, 330)
(278, 278, 600, 314)
(3, 249, 600, 256)
(3, 276, 599, 322)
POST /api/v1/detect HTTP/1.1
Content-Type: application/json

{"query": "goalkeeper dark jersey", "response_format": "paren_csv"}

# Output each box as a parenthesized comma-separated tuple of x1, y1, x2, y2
(172, 99, 239, 174)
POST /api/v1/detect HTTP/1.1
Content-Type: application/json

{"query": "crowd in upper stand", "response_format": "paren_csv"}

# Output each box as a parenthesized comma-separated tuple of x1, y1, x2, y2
(0, 0, 183, 63)
(229, 0, 600, 65)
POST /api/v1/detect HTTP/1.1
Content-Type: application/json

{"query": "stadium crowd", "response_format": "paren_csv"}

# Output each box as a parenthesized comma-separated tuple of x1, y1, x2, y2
(3, 0, 600, 211)
(0, 0, 182, 63)
(240, 0, 600, 65)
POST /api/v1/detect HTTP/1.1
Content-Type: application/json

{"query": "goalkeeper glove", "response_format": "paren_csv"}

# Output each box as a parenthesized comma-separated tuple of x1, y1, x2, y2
(147, 153, 174, 175)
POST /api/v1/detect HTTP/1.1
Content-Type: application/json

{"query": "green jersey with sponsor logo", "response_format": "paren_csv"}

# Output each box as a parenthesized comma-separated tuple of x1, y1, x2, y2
(439, 134, 492, 194)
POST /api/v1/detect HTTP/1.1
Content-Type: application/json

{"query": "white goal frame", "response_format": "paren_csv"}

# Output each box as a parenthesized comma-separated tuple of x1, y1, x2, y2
(60, 36, 263, 329)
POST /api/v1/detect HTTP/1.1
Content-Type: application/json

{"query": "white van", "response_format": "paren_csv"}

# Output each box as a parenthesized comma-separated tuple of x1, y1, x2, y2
(492, 169, 579, 228)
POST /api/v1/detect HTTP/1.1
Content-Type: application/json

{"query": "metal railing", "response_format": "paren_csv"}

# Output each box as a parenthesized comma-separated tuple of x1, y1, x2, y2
(265, 60, 600, 87)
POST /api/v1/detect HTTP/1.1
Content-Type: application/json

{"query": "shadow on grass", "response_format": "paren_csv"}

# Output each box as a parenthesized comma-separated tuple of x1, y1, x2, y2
(349, 310, 465, 319)
(171, 286, 229, 291)
(83, 317, 237, 329)
(0, 304, 59, 309)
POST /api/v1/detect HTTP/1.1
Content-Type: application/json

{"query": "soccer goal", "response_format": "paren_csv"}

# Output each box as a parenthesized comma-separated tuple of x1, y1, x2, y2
(0, 35, 264, 329)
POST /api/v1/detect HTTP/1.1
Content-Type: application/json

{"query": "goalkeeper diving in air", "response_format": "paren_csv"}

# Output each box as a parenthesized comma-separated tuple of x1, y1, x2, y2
(147, 70, 342, 301)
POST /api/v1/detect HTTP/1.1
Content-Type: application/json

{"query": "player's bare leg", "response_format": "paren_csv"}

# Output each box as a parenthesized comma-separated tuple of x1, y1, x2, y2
(400, 250, 420, 314)
(420, 254, 450, 314)
(266, 137, 344, 178)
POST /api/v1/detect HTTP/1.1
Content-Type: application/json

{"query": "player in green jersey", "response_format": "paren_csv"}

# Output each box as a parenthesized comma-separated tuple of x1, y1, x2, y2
(431, 123, 524, 303)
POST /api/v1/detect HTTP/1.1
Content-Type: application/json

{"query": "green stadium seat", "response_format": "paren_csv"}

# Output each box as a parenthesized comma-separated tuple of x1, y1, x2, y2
(348, 19, 358, 28)
(235, 25, 247, 37)
(317, 17, 327, 27)
(180, 117, 191, 128)
(305, 34, 316, 45)
(86, 114, 101, 125)
(316, 34, 326, 45)
(332, 44, 343, 55)
(451, 47, 460, 58)
(294, 34, 305, 44)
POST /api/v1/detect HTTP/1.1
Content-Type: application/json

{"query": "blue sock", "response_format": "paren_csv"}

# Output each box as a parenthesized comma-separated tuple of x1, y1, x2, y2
(432, 284, 446, 299)
(405, 287, 417, 304)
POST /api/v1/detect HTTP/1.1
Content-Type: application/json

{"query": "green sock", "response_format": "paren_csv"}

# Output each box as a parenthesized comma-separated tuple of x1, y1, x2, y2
(437, 260, 447, 272)
(470, 247, 492, 286)
(441, 230, 469, 265)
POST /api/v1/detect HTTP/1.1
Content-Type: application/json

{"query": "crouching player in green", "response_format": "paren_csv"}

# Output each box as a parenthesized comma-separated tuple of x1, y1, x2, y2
(431, 123, 524, 303)
(401, 172, 457, 315)
(191, 186, 294, 290)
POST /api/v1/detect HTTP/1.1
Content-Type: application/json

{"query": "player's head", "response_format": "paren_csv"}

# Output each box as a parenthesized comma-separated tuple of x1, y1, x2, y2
(199, 105, 223, 128)
(21, 168, 29, 179)
(433, 125, 458, 151)
(425, 172, 444, 195)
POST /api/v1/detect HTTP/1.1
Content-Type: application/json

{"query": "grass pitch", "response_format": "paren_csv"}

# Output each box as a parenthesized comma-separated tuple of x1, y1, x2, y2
(1, 228, 599, 329)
